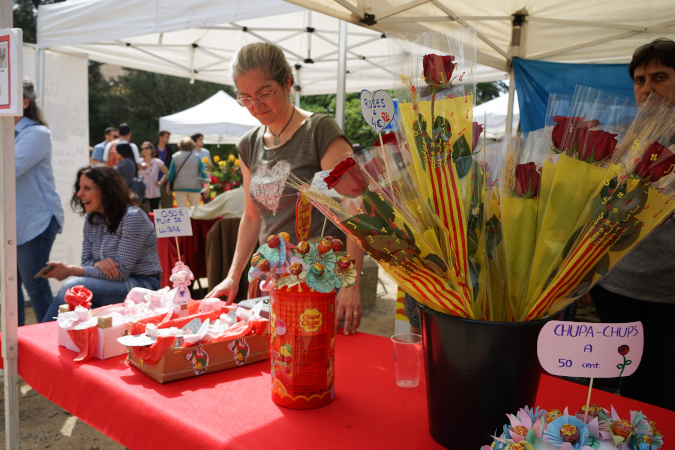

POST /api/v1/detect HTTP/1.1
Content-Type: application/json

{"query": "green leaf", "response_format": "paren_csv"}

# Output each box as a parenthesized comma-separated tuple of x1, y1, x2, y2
(485, 215, 503, 259)
(452, 135, 473, 178)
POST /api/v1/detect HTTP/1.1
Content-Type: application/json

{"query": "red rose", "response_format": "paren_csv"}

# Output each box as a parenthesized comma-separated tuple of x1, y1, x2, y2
(210, 176, 220, 184)
(423, 53, 456, 88)
(64, 285, 93, 311)
(472, 122, 484, 151)
(514, 162, 541, 198)
(372, 132, 398, 147)
(577, 129, 618, 162)
(618, 345, 629, 356)
(324, 158, 369, 198)
(551, 116, 601, 152)
(635, 141, 675, 182)
(222, 182, 232, 191)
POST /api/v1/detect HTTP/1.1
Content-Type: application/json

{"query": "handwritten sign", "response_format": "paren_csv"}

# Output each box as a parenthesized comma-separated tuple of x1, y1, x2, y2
(153, 207, 193, 238)
(360, 89, 395, 134)
(537, 321, 643, 378)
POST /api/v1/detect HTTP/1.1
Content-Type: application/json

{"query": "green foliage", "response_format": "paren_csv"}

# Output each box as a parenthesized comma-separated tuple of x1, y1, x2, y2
(88, 64, 234, 148)
(301, 92, 379, 149)
(13, 0, 61, 44)
(476, 81, 508, 105)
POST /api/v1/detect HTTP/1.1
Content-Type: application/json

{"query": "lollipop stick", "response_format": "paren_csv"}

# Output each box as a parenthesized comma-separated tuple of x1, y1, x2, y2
(583, 377, 594, 423)
(175, 236, 182, 262)
(321, 216, 327, 236)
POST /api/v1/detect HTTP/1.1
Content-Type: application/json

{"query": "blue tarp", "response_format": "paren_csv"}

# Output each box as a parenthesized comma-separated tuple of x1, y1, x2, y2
(513, 58, 635, 133)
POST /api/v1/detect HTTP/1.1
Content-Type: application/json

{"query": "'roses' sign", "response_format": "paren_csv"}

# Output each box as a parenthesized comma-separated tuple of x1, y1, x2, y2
(360, 89, 395, 134)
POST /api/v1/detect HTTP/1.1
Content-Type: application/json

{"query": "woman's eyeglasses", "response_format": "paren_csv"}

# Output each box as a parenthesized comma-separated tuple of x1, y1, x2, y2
(633, 39, 675, 58)
(236, 87, 277, 107)
(141, 146, 153, 150)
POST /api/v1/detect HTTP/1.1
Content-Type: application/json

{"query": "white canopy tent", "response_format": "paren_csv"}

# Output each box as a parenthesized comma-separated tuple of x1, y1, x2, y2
(474, 93, 520, 140)
(36, 0, 507, 97)
(159, 90, 259, 144)
(283, 0, 675, 131)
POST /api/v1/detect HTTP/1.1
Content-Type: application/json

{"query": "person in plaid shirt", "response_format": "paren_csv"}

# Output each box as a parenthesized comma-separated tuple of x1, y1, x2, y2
(41, 166, 162, 321)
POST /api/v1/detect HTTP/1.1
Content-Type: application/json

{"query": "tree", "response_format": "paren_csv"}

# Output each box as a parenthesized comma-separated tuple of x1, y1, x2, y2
(13, 0, 62, 44)
(476, 81, 508, 105)
(88, 66, 235, 151)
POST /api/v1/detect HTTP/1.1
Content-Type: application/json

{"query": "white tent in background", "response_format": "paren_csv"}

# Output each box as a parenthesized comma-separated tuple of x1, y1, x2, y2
(474, 93, 520, 140)
(159, 90, 259, 145)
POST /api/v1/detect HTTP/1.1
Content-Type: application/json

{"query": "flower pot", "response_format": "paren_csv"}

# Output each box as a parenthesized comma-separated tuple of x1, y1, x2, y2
(420, 305, 549, 449)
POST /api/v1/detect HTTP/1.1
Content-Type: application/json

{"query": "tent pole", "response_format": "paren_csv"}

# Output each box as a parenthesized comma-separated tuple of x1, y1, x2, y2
(1, 0, 20, 448)
(38, 48, 45, 108)
(335, 20, 348, 131)
(506, 9, 528, 135)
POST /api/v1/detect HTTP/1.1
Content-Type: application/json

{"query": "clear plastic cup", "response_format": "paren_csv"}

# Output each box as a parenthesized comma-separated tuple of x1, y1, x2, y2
(391, 333, 423, 388)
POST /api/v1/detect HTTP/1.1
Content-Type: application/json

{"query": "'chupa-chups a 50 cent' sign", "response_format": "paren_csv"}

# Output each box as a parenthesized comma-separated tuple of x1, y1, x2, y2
(537, 321, 643, 378)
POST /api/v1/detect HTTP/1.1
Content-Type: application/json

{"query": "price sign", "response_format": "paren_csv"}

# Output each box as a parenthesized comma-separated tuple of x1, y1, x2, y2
(537, 321, 643, 378)
(153, 207, 193, 237)
(360, 89, 395, 134)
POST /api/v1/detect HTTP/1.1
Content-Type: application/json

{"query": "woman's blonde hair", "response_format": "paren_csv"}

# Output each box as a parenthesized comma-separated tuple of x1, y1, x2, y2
(178, 137, 195, 151)
(231, 42, 294, 89)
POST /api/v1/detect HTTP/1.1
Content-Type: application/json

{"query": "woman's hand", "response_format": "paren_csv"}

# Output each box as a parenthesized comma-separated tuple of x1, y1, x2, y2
(335, 284, 361, 336)
(42, 262, 74, 281)
(94, 258, 119, 279)
(205, 276, 240, 305)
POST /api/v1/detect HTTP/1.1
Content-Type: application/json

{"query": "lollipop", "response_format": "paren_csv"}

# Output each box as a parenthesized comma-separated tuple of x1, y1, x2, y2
(267, 235, 281, 248)
(278, 232, 290, 242)
(251, 252, 263, 266)
(337, 256, 352, 270)
(330, 238, 344, 252)
(289, 262, 303, 275)
(310, 262, 325, 276)
(317, 239, 331, 254)
(297, 241, 310, 254)
(257, 259, 271, 272)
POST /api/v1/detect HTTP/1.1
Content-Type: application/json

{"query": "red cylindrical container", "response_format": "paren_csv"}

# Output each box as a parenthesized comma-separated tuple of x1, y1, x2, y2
(269, 284, 335, 409)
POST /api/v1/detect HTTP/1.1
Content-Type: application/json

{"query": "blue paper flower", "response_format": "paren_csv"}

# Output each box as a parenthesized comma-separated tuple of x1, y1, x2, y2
(544, 416, 590, 449)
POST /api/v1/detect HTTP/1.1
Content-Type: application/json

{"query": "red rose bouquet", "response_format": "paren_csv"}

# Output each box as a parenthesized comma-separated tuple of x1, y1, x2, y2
(288, 30, 675, 322)
(202, 154, 242, 197)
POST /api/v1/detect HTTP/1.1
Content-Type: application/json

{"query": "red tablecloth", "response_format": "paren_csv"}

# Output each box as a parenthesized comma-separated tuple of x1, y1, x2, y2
(16, 323, 675, 449)
(149, 213, 219, 288)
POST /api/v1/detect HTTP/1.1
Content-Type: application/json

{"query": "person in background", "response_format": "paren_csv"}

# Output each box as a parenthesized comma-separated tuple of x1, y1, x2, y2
(590, 37, 675, 410)
(167, 137, 206, 207)
(191, 133, 211, 164)
(204, 42, 363, 335)
(42, 166, 161, 321)
(91, 127, 118, 165)
(103, 123, 141, 166)
(156, 130, 174, 208)
(113, 143, 137, 186)
(14, 79, 65, 325)
(140, 140, 169, 211)
(191, 133, 212, 204)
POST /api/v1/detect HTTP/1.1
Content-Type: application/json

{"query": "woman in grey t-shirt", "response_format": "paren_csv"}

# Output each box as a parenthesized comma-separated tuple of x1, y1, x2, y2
(205, 43, 364, 336)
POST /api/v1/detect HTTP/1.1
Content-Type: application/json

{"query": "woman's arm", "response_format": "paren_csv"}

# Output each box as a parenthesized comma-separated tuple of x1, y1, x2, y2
(15, 125, 51, 178)
(320, 135, 365, 335)
(205, 161, 262, 303)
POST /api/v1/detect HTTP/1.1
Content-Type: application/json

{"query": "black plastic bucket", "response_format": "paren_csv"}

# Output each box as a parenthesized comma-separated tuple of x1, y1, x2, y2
(420, 305, 549, 449)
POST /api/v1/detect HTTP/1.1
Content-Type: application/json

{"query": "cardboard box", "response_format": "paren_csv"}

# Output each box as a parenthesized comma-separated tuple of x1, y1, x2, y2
(127, 330, 270, 383)
(57, 304, 143, 360)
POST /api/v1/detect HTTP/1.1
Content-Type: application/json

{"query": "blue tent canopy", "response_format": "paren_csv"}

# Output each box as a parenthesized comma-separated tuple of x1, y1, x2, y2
(513, 58, 635, 134)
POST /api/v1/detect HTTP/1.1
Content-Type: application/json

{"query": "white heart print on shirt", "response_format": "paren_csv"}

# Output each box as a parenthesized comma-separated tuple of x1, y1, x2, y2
(250, 160, 292, 216)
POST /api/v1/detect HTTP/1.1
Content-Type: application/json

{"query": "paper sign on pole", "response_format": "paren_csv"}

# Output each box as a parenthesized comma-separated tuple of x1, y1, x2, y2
(153, 207, 193, 237)
(360, 89, 395, 134)
(537, 320, 643, 378)
(0, 28, 23, 116)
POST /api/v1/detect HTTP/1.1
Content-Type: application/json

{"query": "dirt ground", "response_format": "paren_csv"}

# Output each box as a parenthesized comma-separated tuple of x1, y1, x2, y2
(0, 272, 398, 449)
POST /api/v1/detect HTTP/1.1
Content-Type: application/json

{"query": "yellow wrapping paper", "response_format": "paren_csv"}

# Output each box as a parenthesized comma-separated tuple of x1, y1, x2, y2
(523, 155, 607, 306)
(536, 160, 556, 240)
(500, 196, 538, 320)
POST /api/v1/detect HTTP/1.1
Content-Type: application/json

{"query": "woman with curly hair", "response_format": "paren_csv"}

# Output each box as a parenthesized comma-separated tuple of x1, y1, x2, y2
(41, 165, 162, 321)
